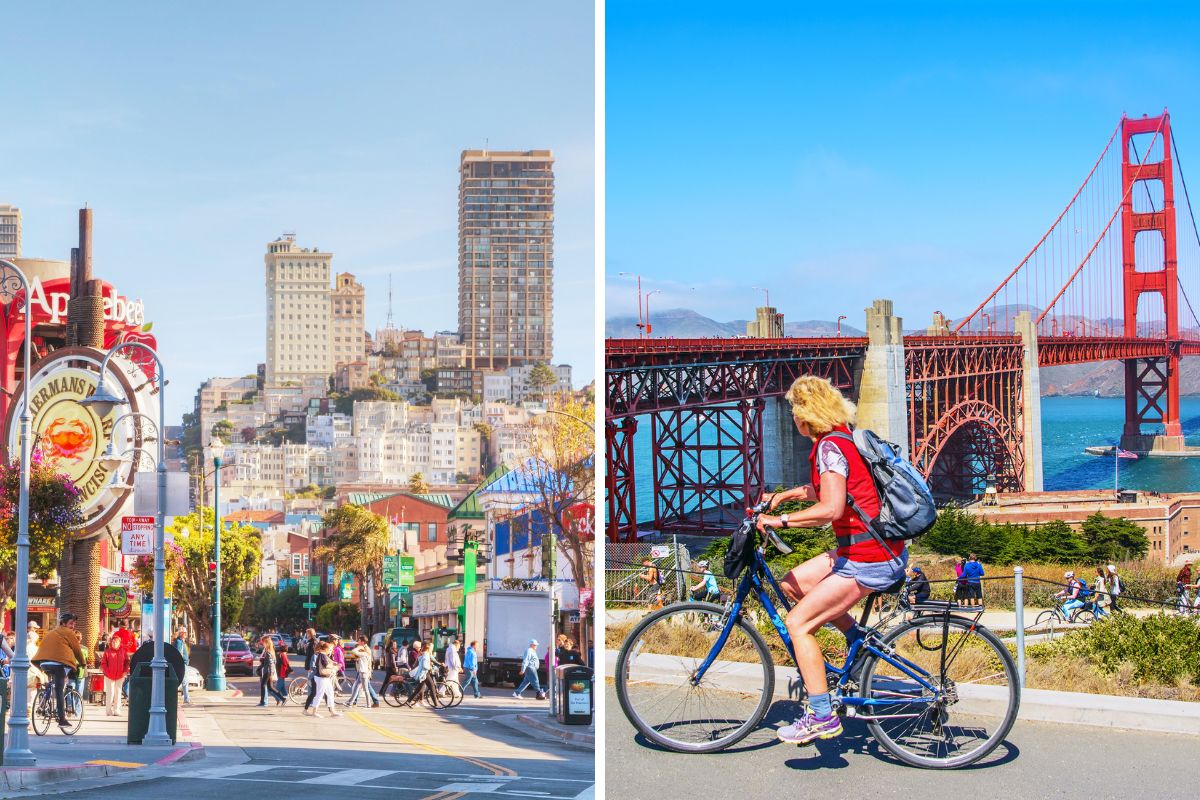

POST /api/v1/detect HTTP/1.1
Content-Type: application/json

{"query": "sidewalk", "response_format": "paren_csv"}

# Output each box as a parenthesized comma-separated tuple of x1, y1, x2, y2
(0, 691, 213, 791)
(494, 710, 594, 749)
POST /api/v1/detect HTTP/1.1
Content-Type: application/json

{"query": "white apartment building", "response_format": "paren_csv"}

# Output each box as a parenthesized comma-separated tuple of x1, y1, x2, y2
(265, 234, 333, 386)
(0, 205, 20, 260)
(306, 413, 353, 448)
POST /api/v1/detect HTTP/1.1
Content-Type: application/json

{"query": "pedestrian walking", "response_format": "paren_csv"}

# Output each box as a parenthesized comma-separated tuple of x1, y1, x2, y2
(100, 633, 128, 716)
(303, 627, 319, 712)
(172, 628, 191, 705)
(26, 620, 40, 654)
(963, 554, 985, 607)
(513, 639, 545, 700)
(346, 636, 381, 708)
(305, 640, 341, 717)
(257, 635, 287, 706)
(444, 636, 462, 688)
(276, 645, 291, 699)
(379, 640, 405, 700)
(1107, 564, 1123, 612)
(1092, 568, 1109, 618)
(462, 641, 482, 698)
(331, 636, 347, 695)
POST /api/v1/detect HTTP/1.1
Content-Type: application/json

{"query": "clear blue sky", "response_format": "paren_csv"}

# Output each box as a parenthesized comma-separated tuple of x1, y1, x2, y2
(606, 2, 1200, 330)
(3, 3, 594, 422)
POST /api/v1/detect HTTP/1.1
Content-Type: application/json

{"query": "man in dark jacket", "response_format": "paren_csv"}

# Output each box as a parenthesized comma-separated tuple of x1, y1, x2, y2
(302, 627, 318, 711)
(906, 566, 931, 605)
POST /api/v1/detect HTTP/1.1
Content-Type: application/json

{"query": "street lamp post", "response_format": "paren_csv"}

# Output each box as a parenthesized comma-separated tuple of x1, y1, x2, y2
(1, 259, 37, 765)
(644, 290, 662, 337)
(836, 315, 847, 337)
(207, 451, 226, 690)
(80, 340, 172, 746)
(617, 272, 644, 338)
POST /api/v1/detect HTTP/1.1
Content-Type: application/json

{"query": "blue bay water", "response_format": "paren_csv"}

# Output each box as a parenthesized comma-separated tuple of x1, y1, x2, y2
(625, 396, 1200, 524)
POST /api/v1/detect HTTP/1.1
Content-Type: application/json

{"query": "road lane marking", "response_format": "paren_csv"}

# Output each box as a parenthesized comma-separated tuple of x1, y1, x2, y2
(86, 760, 145, 768)
(185, 764, 276, 779)
(437, 781, 512, 794)
(301, 768, 396, 785)
(174, 774, 580, 798)
(346, 710, 517, 777)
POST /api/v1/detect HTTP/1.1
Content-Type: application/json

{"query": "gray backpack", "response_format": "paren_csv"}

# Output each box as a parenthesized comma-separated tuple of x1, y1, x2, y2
(824, 429, 937, 558)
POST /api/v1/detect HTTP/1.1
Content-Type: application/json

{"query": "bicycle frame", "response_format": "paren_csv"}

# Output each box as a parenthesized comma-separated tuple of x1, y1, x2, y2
(694, 548, 941, 714)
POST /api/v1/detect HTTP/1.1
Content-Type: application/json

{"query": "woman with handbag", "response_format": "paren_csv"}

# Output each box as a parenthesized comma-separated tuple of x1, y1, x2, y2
(305, 640, 341, 717)
(257, 636, 287, 707)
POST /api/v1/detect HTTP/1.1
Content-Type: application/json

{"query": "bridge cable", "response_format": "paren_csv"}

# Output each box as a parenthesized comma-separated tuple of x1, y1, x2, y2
(1170, 135, 1200, 330)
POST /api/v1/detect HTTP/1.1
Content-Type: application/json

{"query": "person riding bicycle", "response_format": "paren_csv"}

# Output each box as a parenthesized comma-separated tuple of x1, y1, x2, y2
(755, 375, 908, 746)
(31, 612, 86, 728)
(1053, 571, 1089, 617)
(689, 560, 721, 603)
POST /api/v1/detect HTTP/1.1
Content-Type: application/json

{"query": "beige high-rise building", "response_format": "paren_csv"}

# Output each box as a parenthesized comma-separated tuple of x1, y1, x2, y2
(0, 205, 21, 260)
(265, 234, 332, 386)
(331, 272, 366, 368)
(458, 150, 554, 371)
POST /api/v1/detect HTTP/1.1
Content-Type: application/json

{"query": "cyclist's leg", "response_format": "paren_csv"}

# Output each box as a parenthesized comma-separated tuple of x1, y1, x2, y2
(778, 550, 858, 634)
(785, 574, 872, 693)
(48, 665, 68, 722)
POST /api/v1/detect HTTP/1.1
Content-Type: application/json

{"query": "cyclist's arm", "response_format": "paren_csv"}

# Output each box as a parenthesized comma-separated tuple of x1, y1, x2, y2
(762, 485, 815, 510)
(758, 471, 845, 531)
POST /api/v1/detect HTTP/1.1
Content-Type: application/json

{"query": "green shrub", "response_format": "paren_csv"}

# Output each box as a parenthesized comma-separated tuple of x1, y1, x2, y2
(1029, 613, 1200, 685)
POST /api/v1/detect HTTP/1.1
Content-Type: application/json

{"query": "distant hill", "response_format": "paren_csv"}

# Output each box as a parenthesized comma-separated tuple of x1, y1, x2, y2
(605, 308, 865, 339)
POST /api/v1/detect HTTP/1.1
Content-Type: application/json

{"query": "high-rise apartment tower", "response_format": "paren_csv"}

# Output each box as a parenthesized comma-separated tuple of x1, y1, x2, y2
(458, 150, 554, 370)
(331, 272, 366, 368)
(0, 205, 21, 260)
(265, 234, 332, 385)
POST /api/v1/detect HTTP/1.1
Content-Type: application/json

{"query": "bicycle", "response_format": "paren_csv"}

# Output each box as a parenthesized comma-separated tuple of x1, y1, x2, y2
(615, 501, 1020, 770)
(31, 676, 83, 736)
(1034, 597, 1097, 637)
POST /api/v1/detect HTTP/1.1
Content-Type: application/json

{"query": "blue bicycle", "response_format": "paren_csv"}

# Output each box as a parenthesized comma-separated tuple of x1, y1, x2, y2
(615, 503, 1020, 769)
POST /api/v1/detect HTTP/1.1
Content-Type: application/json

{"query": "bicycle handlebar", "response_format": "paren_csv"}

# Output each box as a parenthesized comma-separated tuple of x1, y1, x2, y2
(744, 499, 793, 556)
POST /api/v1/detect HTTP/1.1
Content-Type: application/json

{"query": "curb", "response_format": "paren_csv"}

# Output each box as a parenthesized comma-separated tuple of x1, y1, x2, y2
(514, 713, 594, 748)
(0, 738, 205, 792)
(155, 742, 206, 766)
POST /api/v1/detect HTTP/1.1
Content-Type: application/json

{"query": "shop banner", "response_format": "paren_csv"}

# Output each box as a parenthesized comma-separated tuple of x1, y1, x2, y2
(102, 586, 130, 618)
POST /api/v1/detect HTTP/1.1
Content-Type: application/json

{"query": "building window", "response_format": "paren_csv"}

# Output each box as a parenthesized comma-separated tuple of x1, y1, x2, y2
(427, 523, 437, 542)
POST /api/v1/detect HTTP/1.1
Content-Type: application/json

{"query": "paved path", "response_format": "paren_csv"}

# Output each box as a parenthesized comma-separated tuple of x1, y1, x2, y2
(605, 685, 1193, 799)
(20, 673, 593, 799)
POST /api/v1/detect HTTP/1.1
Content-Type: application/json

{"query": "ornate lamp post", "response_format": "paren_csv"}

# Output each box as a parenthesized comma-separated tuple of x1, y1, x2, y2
(80, 341, 171, 746)
(1, 259, 38, 765)
(206, 438, 226, 690)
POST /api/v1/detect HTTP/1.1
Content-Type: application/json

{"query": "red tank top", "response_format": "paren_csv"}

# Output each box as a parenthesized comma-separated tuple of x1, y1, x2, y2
(808, 426, 903, 563)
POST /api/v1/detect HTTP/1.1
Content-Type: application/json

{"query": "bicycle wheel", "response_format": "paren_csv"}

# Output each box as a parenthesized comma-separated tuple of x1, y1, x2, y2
(615, 601, 776, 754)
(382, 680, 405, 708)
(445, 680, 464, 707)
(858, 616, 1019, 769)
(1070, 609, 1096, 625)
(30, 690, 50, 736)
(61, 690, 83, 735)
(1033, 609, 1059, 639)
(288, 676, 309, 704)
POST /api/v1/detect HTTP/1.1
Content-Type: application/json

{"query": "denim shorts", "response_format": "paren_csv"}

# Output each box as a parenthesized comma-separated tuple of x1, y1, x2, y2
(831, 549, 908, 591)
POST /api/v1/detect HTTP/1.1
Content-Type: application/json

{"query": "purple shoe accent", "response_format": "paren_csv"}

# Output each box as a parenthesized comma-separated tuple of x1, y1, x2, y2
(777, 710, 843, 744)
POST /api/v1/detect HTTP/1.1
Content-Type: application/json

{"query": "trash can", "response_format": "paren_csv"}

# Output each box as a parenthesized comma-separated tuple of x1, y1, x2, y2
(554, 665, 593, 726)
(126, 661, 179, 744)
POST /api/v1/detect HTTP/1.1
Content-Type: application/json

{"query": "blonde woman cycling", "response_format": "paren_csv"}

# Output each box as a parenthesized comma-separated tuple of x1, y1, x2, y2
(755, 375, 907, 745)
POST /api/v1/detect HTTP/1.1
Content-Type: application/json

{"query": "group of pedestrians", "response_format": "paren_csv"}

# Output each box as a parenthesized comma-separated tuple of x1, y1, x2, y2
(1054, 564, 1125, 618)
(953, 555, 986, 606)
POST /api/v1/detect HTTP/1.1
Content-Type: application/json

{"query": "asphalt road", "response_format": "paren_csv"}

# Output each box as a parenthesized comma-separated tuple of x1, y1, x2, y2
(25, 672, 593, 800)
(606, 685, 1195, 799)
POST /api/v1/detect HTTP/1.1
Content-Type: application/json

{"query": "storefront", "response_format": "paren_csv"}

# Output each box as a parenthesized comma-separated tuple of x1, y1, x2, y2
(27, 591, 58, 633)
(411, 582, 463, 645)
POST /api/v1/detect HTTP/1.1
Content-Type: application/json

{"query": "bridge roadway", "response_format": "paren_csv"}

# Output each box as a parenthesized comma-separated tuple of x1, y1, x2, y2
(605, 684, 1194, 799)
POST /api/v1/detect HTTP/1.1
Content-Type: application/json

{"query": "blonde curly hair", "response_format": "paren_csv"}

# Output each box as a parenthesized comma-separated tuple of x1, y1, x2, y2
(786, 376, 856, 436)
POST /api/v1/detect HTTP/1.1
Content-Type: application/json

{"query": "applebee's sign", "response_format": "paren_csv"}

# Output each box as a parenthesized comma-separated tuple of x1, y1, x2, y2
(15, 276, 145, 327)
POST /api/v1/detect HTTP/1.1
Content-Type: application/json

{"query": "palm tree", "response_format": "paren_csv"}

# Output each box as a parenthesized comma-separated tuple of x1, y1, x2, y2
(315, 505, 390, 633)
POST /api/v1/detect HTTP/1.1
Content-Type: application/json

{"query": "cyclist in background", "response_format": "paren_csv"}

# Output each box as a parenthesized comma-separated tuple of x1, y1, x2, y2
(756, 376, 907, 746)
(689, 560, 721, 603)
(32, 612, 85, 728)
(1053, 571, 1088, 617)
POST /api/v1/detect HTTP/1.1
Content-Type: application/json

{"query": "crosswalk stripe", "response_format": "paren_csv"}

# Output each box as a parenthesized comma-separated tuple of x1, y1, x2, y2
(436, 782, 511, 794)
(573, 785, 595, 800)
(186, 764, 276, 779)
(300, 768, 394, 785)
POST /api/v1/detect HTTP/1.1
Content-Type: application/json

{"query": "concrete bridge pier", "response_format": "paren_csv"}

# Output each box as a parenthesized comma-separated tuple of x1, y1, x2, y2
(762, 395, 808, 490)
(1015, 311, 1044, 492)
(855, 299, 910, 457)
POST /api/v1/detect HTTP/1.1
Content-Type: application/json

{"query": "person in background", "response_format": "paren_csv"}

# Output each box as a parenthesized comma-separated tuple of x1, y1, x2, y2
(379, 639, 405, 700)
(404, 641, 435, 707)
(302, 627, 319, 712)
(100, 633, 128, 716)
(27, 620, 41, 654)
(345, 636, 381, 708)
(257, 635, 287, 707)
(444, 636, 462, 687)
(906, 565, 931, 605)
(954, 559, 967, 603)
(963, 554, 985, 607)
(408, 639, 421, 669)
(462, 640, 482, 699)
(1092, 567, 1109, 618)
(0, 628, 14, 672)
(172, 628, 191, 705)
(1107, 565, 1124, 613)
(689, 560, 721, 603)
(276, 642, 291, 700)
(513, 639, 545, 700)
(641, 558, 665, 609)
(305, 640, 340, 717)
(330, 636, 347, 696)
(1054, 571, 1088, 616)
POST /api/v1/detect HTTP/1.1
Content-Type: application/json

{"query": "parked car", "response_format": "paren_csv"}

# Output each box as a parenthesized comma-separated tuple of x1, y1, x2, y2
(278, 633, 294, 652)
(221, 637, 255, 675)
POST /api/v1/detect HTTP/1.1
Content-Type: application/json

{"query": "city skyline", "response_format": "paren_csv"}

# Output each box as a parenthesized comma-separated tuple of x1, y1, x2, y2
(3, 3, 594, 422)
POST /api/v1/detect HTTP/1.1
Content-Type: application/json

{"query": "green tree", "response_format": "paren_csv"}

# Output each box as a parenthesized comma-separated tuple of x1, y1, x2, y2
(921, 505, 980, 556)
(1081, 513, 1150, 562)
(528, 362, 558, 398)
(315, 601, 360, 635)
(408, 472, 430, 495)
(314, 505, 389, 633)
(334, 386, 402, 416)
(369, 371, 386, 388)
(1024, 520, 1090, 563)
(212, 419, 234, 442)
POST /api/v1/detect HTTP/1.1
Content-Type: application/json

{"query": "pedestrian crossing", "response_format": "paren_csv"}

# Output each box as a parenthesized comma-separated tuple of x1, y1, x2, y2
(180, 763, 594, 799)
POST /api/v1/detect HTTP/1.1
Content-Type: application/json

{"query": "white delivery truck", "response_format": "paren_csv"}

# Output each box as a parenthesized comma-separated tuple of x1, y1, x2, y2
(466, 589, 550, 686)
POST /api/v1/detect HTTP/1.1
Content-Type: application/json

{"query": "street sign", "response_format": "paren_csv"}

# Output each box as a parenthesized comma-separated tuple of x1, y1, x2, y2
(121, 516, 155, 555)
(382, 555, 399, 585)
(303, 602, 317, 609)
(399, 555, 415, 586)
(387, 585, 402, 593)
(133, 471, 191, 516)
(649, 545, 670, 558)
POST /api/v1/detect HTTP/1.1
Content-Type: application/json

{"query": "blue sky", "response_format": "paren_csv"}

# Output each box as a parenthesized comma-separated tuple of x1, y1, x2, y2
(3, 3, 594, 422)
(606, 2, 1200, 329)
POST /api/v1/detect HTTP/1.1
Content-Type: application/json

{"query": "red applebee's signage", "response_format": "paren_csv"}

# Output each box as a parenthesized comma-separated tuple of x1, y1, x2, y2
(17, 276, 145, 327)
(121, 516, 155, 555)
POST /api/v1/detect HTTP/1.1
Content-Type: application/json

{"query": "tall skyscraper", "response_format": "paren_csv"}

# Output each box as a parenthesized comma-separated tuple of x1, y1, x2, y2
(458, 150, 554, 371)
(0, 205, 21, 260)
(331, 272, 366, 368)
(265, 234, 332, 386)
